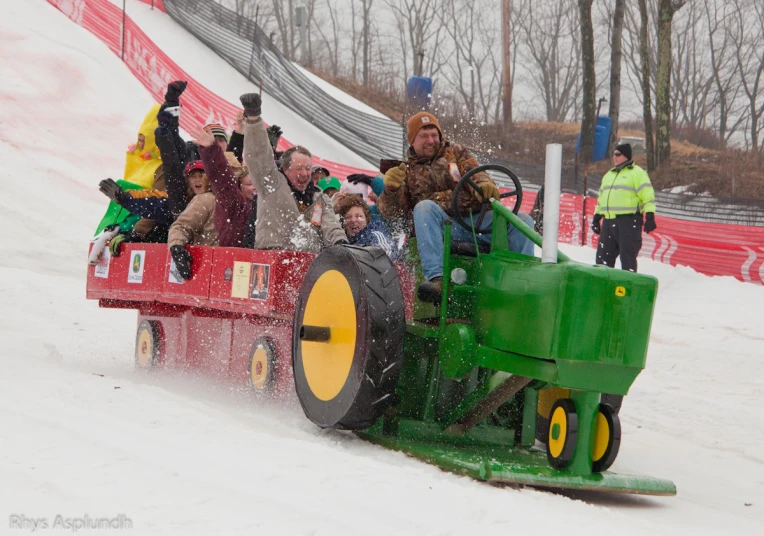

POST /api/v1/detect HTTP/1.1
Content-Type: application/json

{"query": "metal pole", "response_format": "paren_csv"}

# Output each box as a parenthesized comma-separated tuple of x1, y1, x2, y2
(582, 167, 589, 246)
(542, 144, 562, 264)
(121, 0, 126, 62)
(151, 0, 154, 9)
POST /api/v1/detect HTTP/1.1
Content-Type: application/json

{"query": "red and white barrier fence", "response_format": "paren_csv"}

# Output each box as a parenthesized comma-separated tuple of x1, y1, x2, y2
(46, 0, 764, 285)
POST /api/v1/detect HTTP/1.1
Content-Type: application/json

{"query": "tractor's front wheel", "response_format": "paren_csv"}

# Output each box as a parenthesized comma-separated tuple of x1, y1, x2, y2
(292, 246, 405, 430)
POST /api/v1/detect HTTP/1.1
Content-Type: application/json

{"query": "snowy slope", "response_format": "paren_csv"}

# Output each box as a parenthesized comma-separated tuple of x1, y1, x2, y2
(1, 1, 764, 535)
(109, 0, 374, 169)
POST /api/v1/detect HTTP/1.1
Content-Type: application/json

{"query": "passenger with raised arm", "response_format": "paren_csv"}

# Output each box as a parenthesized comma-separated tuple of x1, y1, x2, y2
(167, 161, 219, 280)
(239, 93, 347, 252)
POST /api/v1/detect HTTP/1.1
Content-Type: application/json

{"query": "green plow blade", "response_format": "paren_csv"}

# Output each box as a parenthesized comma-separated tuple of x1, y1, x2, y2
(359, 434, 677, 496)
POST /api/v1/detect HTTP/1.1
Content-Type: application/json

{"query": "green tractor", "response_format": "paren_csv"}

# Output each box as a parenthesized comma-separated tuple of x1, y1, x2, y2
(291, 164, 675, 496)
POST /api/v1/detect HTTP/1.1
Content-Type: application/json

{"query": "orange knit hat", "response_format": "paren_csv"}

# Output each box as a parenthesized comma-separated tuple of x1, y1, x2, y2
(407, 112, 442, 145)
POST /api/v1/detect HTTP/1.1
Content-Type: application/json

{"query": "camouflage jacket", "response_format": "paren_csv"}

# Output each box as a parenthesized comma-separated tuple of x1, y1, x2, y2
(377, 142, 493, 220)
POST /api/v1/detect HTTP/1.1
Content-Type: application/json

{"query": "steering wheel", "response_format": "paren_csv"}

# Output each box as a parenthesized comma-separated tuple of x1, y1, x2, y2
(451, 164, 523, 234)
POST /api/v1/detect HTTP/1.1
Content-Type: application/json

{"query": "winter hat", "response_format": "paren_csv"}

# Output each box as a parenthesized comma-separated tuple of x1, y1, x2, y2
(339, 179, 369, 202)
(225, 152, 249, 178)
(203, 123, 228, 142)
(318, 176, 341, 192)
(407, 111, 442, 145)
(184, 160, 205, 177)
(614, 143, 632, 160)
(311, 165, 330, 177)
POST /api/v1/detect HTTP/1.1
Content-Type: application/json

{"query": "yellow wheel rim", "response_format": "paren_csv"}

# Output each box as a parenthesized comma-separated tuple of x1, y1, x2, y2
(301, 270, 357, 401)
(250, 346, 269, 389)
(137, 328, 153, 368)
(538, 387, 570, 418)
(548, 405, 569, 459)
(593, 411, 610, 462)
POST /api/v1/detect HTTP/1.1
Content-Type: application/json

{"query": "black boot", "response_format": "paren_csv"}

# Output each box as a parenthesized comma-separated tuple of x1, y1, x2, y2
(417, 277, 443, 304)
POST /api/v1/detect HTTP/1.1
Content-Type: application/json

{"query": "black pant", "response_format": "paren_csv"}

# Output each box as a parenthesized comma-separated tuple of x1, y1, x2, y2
(596, 213, 643, 272)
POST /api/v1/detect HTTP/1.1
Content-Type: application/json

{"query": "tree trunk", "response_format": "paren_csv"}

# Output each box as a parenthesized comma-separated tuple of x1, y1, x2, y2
(362, 0, 373, 87)
(638, 0, 655, 172)
(608, 0, 625, 154)
(655, 0, 685, 167)
(501, 0, 513, 136)
(578, 0, 596, 164)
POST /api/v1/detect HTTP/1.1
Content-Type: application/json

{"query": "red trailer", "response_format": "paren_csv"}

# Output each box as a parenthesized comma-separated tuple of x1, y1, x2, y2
(87, 243, 414, 396)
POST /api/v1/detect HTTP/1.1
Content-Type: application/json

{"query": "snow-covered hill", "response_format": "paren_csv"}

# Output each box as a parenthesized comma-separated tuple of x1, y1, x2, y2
(1, 2, 763, 535)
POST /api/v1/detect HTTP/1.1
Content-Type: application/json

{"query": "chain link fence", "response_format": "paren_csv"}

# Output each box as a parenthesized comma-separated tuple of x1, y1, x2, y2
(162, 0, 405, 166)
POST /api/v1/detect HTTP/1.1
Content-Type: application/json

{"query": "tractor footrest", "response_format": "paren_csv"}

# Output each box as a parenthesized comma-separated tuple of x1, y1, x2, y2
(358, 433, 676, 496)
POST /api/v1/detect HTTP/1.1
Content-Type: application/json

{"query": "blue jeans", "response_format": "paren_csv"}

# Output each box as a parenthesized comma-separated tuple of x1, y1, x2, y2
(413, 200, 535, 281)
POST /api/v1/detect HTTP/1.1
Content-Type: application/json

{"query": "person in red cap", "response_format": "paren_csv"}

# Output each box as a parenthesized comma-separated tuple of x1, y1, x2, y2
(167, 160, 218, 280)
(377, 111, 534, 303)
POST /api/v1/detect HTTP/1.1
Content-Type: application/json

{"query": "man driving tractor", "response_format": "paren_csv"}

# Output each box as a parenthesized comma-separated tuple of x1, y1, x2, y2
(377, 112, 535, 302)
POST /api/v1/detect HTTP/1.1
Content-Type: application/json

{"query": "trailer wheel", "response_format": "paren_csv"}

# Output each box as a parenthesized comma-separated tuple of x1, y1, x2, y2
(546, 398, 578, 469)
(248, 337, 277, 393)
(592, 403, 621, 472)
(135, 320, 162, 370)
(292, 245, 405, 430)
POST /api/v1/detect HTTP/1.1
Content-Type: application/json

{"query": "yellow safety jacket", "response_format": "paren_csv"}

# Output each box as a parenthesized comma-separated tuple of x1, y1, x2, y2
(595, 162, 656, 219)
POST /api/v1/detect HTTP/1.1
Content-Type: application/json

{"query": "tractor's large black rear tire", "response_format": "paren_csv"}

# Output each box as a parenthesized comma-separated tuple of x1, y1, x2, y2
(292, 245, 405, 430)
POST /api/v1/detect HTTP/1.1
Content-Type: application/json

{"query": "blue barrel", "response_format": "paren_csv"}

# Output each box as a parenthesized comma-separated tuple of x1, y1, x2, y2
(575, 116, 612, 161)
(407, 76, 433, 111)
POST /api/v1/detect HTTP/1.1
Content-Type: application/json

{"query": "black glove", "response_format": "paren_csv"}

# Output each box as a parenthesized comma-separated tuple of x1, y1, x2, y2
(644, 212, 656, 234)
(266, 124, 282, 150)
(99, 179, 125, 204)
(170, 245, 193, 280)
(156, 109, 177, 130)
(164, 80, 187, 107)
(240, 93, 262, 117)
(591, 214, 603, 235)
(109, 233, 129, 257)
(347, 173, 375, 185)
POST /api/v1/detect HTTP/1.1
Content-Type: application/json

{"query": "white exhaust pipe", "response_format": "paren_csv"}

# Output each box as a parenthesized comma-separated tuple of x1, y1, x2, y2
(541, 144, 562, 264)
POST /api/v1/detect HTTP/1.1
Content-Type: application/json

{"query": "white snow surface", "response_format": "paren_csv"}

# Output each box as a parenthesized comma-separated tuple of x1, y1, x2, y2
(1, 1, 764, 535)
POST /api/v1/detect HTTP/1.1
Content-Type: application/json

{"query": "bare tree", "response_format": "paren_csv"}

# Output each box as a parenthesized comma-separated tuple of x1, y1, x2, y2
(730, 0, 764, 150)
(517, 0, 581, 122)
(312, 0, 341, 77)
(655, 0, 687, 167)
(361, 0, 374, 87)
(608, 0, 625, 153)
(579, 0, 596, 163)
(349, 0, 362, 81)
(638, 0, 656, 171)
(501, 0, 513, 133)
(386, 0, 446, 81)
(670, 2, 716, 130)
(703, 0, 745, 147)
(271, 0, 297, 60)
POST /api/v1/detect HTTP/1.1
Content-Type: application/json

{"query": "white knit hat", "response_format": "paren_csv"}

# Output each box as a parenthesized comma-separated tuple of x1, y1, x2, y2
(339, 180, 369, 202)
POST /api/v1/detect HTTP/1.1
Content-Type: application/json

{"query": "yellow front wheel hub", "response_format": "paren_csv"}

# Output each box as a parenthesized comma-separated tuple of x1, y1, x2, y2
(546, 399, 578, 468)
(301, 270, 357, 401)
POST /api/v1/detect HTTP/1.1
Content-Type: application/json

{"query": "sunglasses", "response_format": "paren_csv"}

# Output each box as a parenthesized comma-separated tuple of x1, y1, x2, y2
(613, 152, 622, 157)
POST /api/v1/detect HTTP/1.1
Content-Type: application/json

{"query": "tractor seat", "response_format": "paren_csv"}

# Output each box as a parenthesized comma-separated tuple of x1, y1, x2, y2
(451, 241, 490, 257)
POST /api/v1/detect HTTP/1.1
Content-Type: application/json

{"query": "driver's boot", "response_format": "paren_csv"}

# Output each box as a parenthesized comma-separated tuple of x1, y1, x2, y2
(417, 277, 442, 304)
